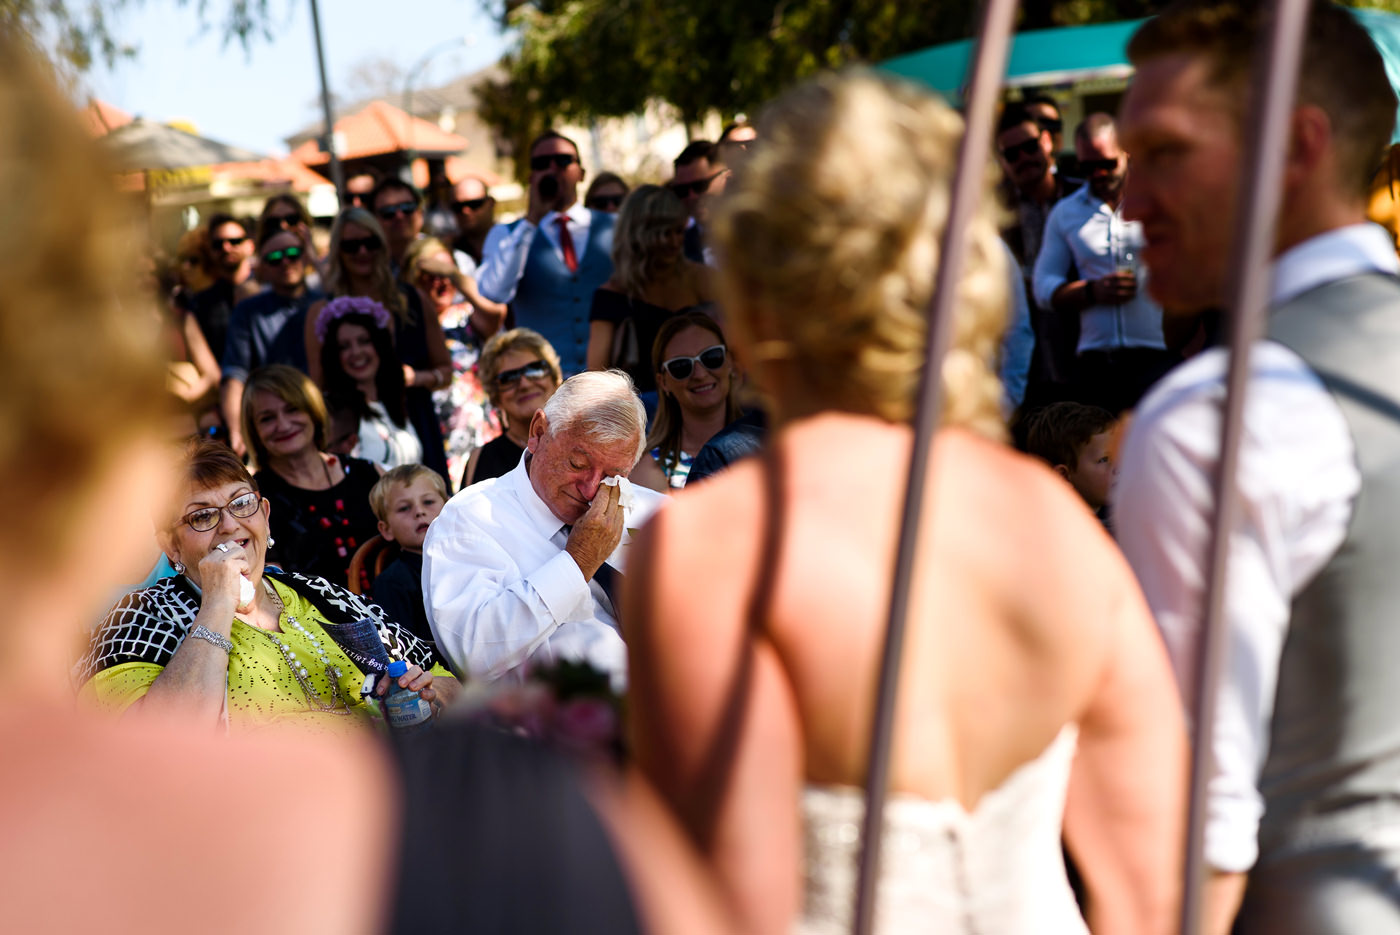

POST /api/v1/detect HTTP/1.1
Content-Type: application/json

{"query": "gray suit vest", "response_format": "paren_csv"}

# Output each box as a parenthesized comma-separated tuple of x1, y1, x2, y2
(1238, 273, 1400, 933)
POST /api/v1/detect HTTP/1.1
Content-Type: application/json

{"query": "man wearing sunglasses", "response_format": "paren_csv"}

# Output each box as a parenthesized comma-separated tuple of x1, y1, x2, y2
(478, 130, 616, 377)
(1033, 112, 1169, 415)
(187, 213, 258, 365)
(423, 371, 663, 686)
(219, 229, 326, 457)
(996, 103, 1084, 408)
(450, 175, 496, 274)
(370, 177, 425, 273)
(670, 140, 729, 265)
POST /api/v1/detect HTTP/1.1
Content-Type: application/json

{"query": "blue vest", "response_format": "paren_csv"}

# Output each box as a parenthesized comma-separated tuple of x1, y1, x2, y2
(513, 210, 615, 376)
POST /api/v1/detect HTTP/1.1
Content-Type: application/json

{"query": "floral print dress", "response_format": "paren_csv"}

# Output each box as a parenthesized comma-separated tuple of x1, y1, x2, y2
(435, 303, 501, 490)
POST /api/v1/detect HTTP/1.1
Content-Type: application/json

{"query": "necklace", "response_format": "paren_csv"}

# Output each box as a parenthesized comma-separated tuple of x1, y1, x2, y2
(254, 579, 350, 714)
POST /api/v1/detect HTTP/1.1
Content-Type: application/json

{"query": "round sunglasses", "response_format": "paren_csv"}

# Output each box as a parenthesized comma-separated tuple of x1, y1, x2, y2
(660, 344, 726, 380)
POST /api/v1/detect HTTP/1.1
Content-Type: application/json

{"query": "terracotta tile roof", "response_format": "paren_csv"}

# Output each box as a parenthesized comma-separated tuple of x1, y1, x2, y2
(83, 98, 133, 136)
(291, 100, 470, 165)
(210, 158, 331, 192)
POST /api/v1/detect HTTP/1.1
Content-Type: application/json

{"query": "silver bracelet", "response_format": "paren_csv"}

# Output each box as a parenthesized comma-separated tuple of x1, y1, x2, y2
(189, 624, 233, 653)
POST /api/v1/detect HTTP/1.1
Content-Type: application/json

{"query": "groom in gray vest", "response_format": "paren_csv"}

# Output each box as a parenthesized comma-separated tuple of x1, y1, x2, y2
(1114, 2, 1400, 932)
(477, 130, 615, 377)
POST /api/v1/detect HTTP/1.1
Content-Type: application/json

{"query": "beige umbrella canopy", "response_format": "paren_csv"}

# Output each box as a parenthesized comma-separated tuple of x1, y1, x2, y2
(101, 118, 264, 172)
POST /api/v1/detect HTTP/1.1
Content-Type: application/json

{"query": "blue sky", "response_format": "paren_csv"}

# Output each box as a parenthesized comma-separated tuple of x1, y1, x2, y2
(84, 0, 509, 155)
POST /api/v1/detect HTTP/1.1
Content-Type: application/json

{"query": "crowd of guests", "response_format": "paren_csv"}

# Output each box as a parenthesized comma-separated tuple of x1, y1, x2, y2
(13, 0, 1400, 932)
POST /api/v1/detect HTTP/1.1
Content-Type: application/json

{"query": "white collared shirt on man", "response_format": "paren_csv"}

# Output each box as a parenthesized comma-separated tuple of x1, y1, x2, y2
(422, 451, 662, 687)
(1032, 185, 1166, 353)
(475, 200, 594, 304)
(1113, 222, 1398, 873)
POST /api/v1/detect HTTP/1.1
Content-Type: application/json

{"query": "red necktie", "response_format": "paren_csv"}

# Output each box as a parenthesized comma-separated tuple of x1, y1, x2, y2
(556, 215, 579, 274)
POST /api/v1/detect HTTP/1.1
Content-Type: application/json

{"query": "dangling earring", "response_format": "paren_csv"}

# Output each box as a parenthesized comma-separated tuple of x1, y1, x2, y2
(171, 558, 186, 575)
(267, 536, 276, 548)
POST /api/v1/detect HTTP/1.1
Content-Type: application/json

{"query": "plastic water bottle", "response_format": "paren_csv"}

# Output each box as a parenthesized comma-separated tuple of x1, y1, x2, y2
(382, 659, 434, 734)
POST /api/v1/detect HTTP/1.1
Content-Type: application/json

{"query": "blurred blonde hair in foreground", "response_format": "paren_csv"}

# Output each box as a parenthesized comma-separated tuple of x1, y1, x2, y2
(0, 38, 165, 620)
(710, 69, 1009, 439)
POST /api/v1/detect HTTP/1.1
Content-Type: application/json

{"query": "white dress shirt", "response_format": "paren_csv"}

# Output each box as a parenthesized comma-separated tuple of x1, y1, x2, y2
(1032, 185, 1166, 353)
(422, 451, 663, 687)
(1113, 222, 1397, 872)
(475, 200, 594, 304)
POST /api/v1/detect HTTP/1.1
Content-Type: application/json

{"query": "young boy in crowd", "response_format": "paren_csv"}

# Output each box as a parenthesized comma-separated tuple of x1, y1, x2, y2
(369, 464, 447, 646)
(1023, 402, 1118, 524)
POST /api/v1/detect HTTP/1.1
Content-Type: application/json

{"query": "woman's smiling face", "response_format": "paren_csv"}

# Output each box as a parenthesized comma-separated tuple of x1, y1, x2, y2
(336, 322, 380, 386)
(657, 324, 731, 415)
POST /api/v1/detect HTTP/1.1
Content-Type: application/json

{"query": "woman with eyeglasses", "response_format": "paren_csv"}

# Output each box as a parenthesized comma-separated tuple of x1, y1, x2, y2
(81, 437, 454, 733)
(585, 172, 630, 213)
(624, 72, 1186, 935)
(462, 328, 564, 487)
(239, 364, 384, 588)
(401, 236, 507, 490)
(304, 208, 452, 482)
(586, 185, 715, 394)
(630, 312, 741, 492)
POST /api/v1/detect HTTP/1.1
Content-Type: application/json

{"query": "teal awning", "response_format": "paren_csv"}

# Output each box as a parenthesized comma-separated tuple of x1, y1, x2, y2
(881, 11, 1400, 142)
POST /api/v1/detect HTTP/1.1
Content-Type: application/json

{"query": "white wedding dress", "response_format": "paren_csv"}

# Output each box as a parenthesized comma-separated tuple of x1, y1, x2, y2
(796, 725, 1088, 934)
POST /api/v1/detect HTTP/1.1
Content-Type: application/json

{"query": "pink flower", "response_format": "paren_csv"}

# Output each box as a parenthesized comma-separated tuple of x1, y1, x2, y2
(552, 697, 619, 752)
(315, 295, 393, 343)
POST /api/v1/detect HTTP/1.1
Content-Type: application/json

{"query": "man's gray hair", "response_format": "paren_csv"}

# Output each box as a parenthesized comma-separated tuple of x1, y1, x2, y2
(541, 370, 648, 463)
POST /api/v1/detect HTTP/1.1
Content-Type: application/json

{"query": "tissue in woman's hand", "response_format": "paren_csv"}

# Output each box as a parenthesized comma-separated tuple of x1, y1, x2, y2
(239, 575, 256, 606)
(600, 474, 635, 510)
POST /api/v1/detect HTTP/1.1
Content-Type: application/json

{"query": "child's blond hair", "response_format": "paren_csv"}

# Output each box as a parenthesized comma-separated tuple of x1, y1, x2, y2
(369, 465, 448, 523)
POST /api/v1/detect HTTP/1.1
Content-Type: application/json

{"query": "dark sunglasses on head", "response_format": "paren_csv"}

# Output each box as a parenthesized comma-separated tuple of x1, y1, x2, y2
(496, 360, 551, 388)
(376, 201, 418, 220)
(340, 235, 382, 254)
(1080, 158, 1119, 174)
(1000, 138, 1042, 162)
(660, 344, 726, 380)
(212, 235, 248, 248)
(262, 245, 304, 265)
(530, 153, 577, 172)
(669, 170, 727, 199)
(455, 197, 489, 212)
(266, 213, 299, 229)
(588, 194, 624, 211)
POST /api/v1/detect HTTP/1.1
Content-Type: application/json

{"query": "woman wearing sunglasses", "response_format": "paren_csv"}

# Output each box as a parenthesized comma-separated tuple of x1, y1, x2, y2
(586, 185, 715, 393)
(402, 236, 507, 490)
(462, 328, 564, 487)
(82, 438, 454, 733)
(304, 208, 452, 482)
(585, 171, 631, 213)
(630, 312, 741, 491)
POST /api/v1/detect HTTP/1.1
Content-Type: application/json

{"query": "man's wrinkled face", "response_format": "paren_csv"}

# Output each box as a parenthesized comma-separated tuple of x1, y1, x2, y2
(997, 122, 1052, 192)
(1120, 53, 1243, 312)
(525, 413, 639, 525)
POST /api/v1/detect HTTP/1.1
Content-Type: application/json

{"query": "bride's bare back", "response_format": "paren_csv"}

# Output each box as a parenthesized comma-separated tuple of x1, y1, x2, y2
(625, 414, 1185, 935)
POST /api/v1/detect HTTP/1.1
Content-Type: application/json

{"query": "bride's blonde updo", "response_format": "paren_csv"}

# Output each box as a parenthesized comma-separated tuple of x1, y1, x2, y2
(711, 69, 1008, 438)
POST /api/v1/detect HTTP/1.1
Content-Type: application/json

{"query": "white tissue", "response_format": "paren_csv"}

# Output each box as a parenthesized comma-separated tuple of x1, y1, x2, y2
(600, 474, 635, 510)
(239, 575, 256, 606)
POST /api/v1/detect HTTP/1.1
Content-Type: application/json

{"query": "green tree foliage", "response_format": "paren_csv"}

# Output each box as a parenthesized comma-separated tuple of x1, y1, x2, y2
(0, 0, 273, 73)
(483, 0, 1400, 152)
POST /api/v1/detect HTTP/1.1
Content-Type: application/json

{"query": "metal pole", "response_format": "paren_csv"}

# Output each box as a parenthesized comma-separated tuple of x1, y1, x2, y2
(1179, 1, 1312, 932)
(850, 1, 1017, 932)
(403, 37, 472, 186)
(308, 0, 345, 202)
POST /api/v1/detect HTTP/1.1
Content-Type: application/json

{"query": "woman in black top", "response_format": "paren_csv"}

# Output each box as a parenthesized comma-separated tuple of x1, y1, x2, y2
(462, 328, 564, 487)
(586, 185, 716, 393)
(242, 365, 384, 588)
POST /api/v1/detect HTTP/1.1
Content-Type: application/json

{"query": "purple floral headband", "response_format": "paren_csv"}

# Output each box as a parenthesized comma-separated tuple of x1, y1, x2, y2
(315, 295, 393, 344)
